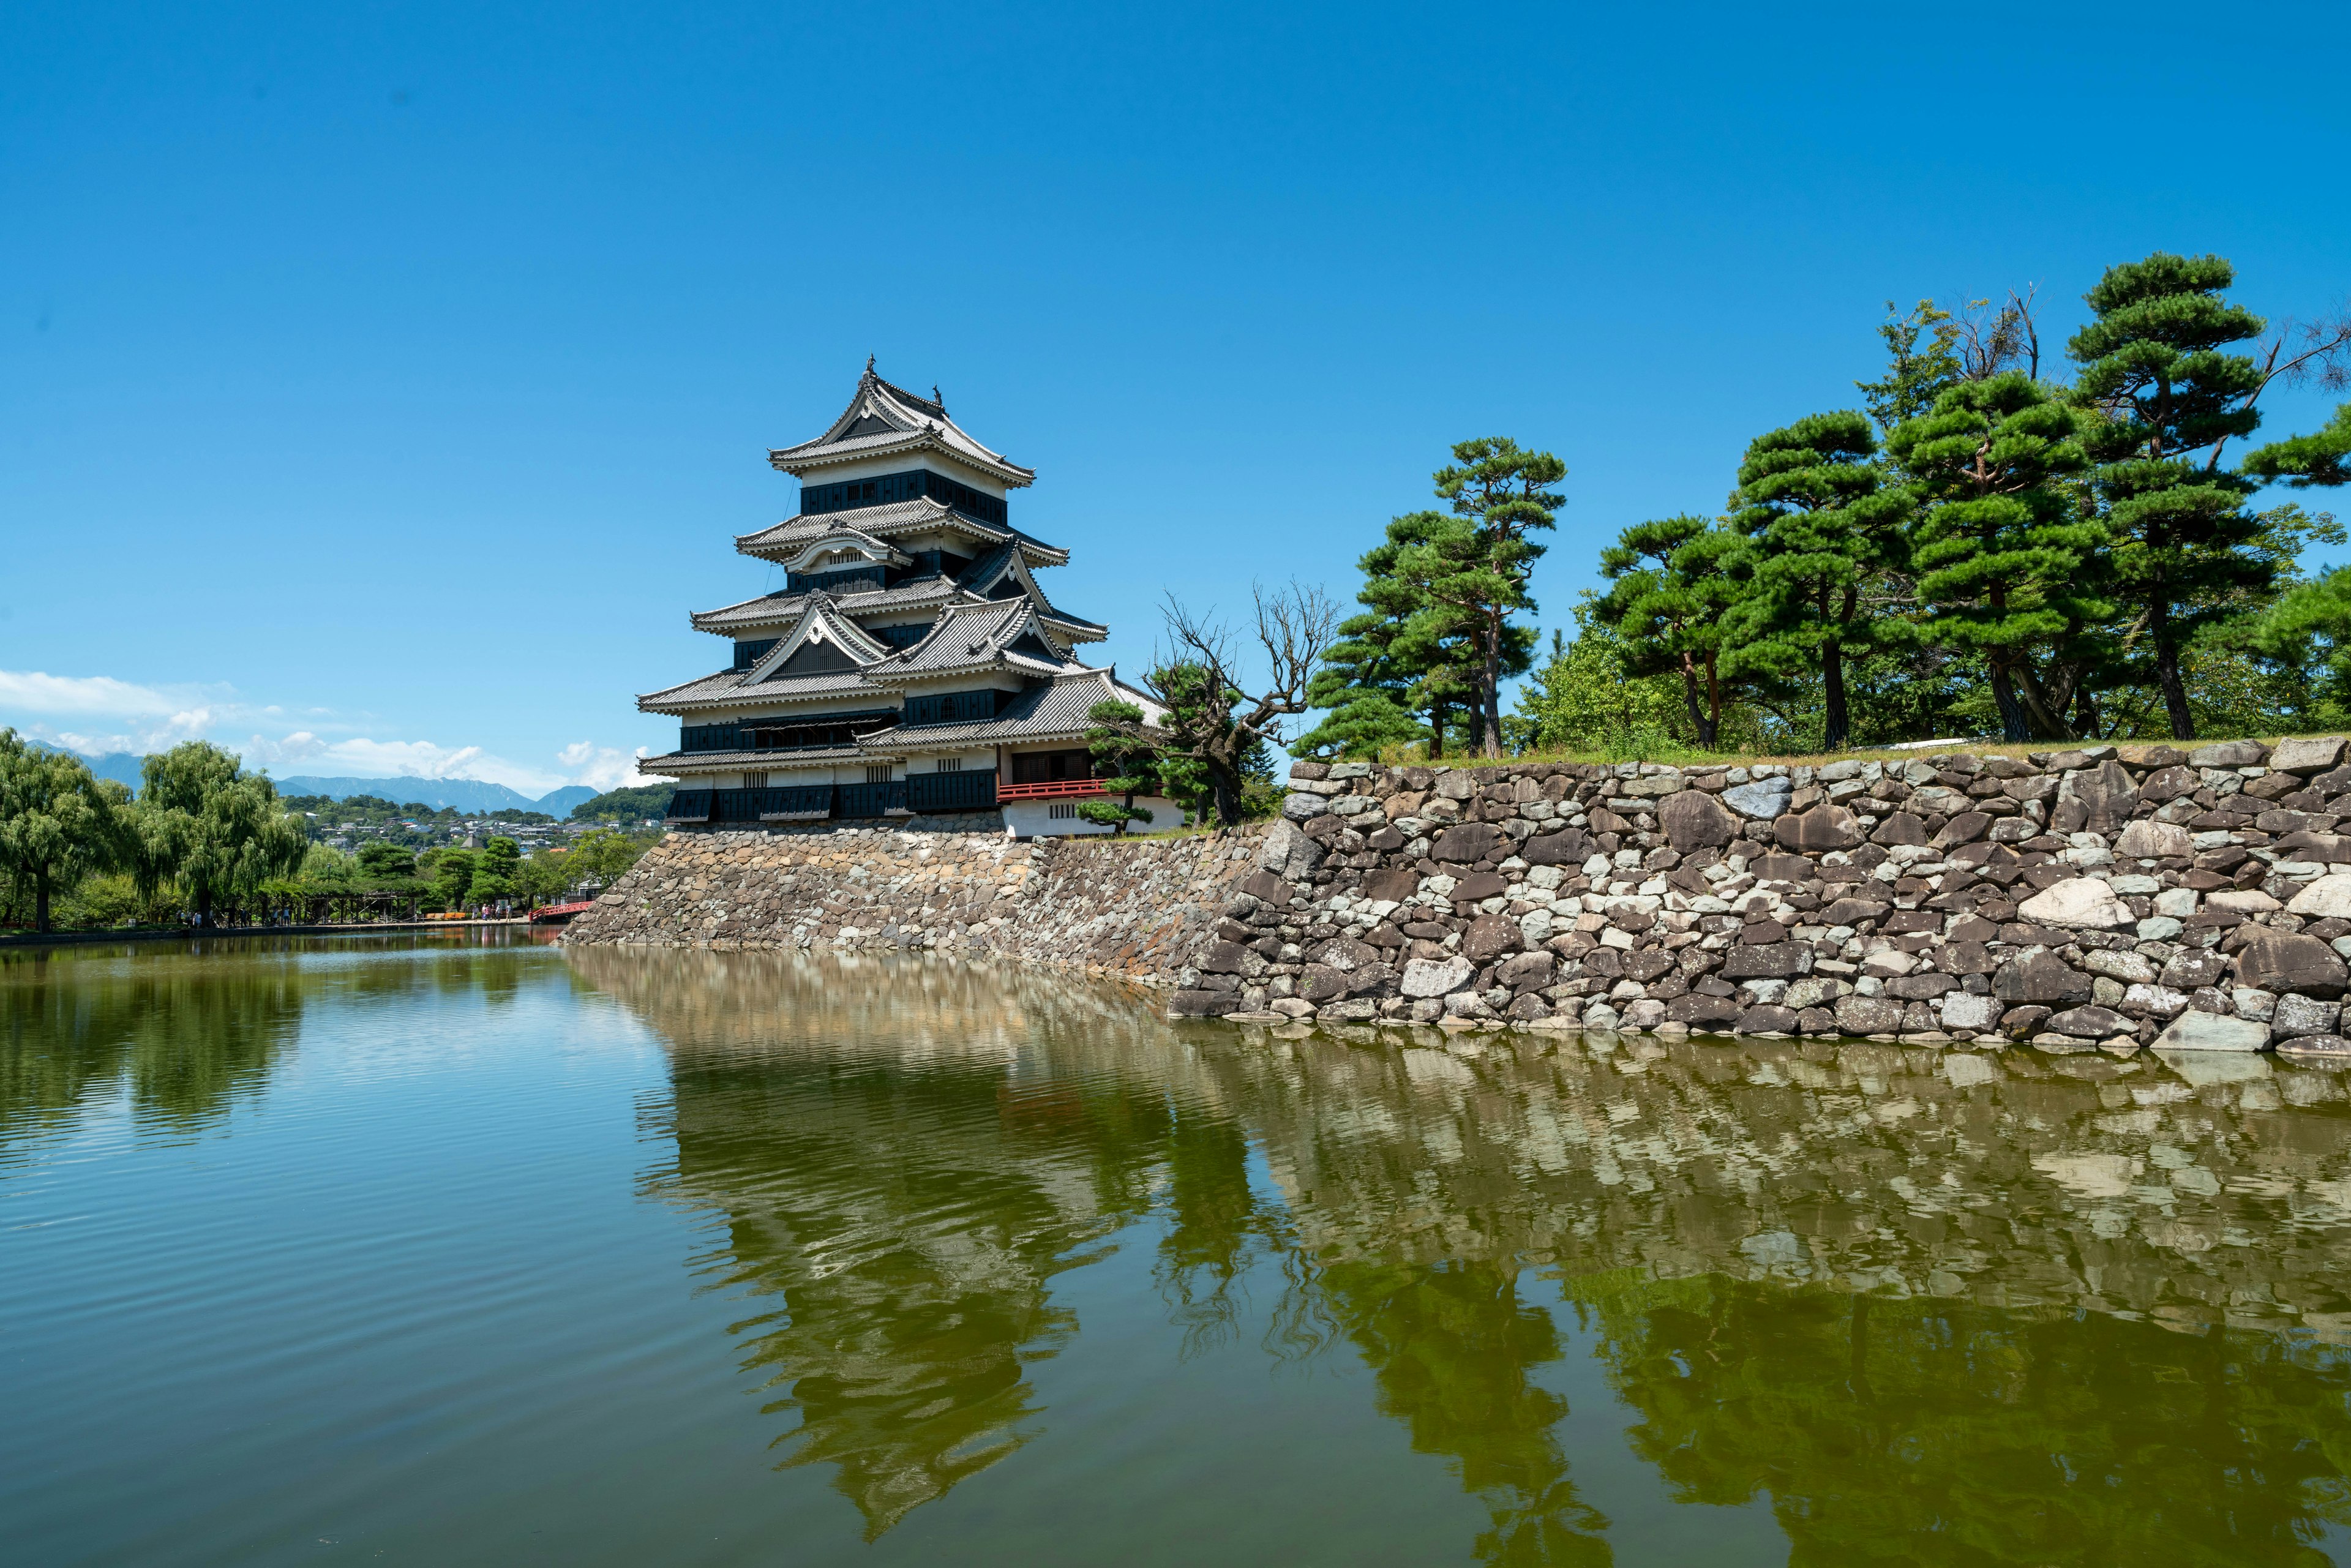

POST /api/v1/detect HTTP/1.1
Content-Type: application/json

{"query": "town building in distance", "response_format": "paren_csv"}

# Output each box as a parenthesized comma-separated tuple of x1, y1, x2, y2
(637, 364, 1179, 836)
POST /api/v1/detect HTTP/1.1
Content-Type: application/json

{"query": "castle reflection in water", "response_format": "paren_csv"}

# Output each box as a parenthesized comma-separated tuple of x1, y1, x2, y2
(571, 947, 2351, 1562)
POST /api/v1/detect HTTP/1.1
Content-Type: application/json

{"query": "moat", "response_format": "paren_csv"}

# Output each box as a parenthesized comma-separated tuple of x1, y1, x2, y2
(7, 934, 2351, 1564)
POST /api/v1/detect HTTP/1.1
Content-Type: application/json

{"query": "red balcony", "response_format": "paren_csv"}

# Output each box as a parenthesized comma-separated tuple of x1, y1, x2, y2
(996, 778, 1109, 802)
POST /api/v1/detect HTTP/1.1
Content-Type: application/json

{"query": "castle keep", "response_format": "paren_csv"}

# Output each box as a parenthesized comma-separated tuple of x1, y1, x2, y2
(637, 364, 1170, 836)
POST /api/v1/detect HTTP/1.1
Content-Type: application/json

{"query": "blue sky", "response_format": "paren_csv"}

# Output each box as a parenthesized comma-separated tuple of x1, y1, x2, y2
(6, 1, 2348, 794)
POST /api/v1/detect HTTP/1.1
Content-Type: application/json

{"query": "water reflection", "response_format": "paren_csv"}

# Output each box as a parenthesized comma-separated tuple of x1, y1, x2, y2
(576, 948, 2351, 1562)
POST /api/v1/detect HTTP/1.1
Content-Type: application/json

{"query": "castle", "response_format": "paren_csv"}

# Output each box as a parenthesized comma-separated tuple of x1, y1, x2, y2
(638, 364, 1175, 836)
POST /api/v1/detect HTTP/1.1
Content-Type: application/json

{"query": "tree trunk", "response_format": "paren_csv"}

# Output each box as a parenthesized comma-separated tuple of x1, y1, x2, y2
(2152, 598, 2194, 740)
(1988, 662, 2031, 743)
(1678, 652, 1711, 746)
(1822, 640, 1850, 752)
(1703, 655, 1723, 749)
(1211, 770, 1242, 828)
(1428, 701, 1446, 760)
(33, 872, 51, 934)
(1481, 612, 1504, 760)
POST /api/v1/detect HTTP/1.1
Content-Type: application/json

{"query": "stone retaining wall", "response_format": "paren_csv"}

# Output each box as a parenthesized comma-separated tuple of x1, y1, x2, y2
(565, 735, 2351, 1053)
(562, 816, 1262, 985)
(1172, 737, 2351, 1054)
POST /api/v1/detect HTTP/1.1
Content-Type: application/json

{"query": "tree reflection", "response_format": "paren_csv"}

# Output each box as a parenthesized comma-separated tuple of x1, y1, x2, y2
(576, 946, 2351, 1559)
(0, 948, 303, 1139)
(1322, 1258, 1612, 1566)
(1580, 1274, 2351, 1566)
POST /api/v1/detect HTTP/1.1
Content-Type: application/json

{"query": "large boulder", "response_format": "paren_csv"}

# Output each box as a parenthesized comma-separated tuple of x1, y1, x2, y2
(1834, 994, 1907, 1034)
(1820, 895, 1892, 927)
(1775, 804, 1863, 852)
(1994, 951, 2094, 1006)
(2272, 992, 2342, 1040)
(1667, 992, 1743, 1029)
(2048, 1005, 2134, 1038)
(1658, 789, 1740, 850)
(1519, 829, 1589, 865)
(1933, 811, 1992, 849)
(1399, 955, 1475, 997)
(1359, 868, 1422, 904)
(2138, 765, 2201, 804)
(2287, 874, 2351, 920)
(2017, 877, 2135, 929)
(1431, 823, 1507, 863)
(1460, 913, 1523, 963)
(1734, 1003, 1801, 1033)
(2233, 929, 2350, 999)
(2189, 740, 2268, 767)
(1871, 813, 1930, 846)
(2271, 736, 2348, 775)
(2114, 819, 2194, 860)
(2071, 760, 2139, 834)
(1452, 871, 1510, 902)
(2151, 1011, 2271, 1051)
(1241, 869, 1295, 905)
(1721, 942, 1812, 980)
(1938, 991, 2001, 1030)
(1721, 777, 1794, 819)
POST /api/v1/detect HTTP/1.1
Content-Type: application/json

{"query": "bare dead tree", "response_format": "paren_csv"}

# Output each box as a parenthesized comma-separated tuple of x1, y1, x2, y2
(2210, 309, 2351, 469)
(1952, 285, 2041, 382)
(1104, 581, 1337, 828)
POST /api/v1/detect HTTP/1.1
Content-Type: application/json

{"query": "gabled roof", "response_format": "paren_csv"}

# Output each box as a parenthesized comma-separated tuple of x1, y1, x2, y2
(770, 527, 910, 576)
(638, 744, 898, 776)
(733, 496, 1070, 568)
(768, 362, 1035, 489)
(963, 545, 1108, 640)
(741, 596, 893, 677)
(860, 669, 1165, 750)
(636, 666, 884, 713)
(862, 599, 1081, 687)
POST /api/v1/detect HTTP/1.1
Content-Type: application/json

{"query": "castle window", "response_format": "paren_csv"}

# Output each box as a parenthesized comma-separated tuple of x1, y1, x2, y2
(866, 766, 891, 784)
(936, 757, 961, 772)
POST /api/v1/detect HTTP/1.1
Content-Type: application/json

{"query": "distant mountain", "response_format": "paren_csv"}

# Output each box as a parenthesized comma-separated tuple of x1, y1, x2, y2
(271, 776, 553, 814)
(46, 746, 600, 816)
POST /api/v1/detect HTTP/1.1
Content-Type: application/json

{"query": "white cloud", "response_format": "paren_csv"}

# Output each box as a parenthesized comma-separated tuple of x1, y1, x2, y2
(3, 667, 654, 798)
(558, 741, 658, 790)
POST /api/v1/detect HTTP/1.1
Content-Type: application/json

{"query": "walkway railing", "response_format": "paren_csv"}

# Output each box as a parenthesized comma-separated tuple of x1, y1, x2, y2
(996, 778, 1109, 802)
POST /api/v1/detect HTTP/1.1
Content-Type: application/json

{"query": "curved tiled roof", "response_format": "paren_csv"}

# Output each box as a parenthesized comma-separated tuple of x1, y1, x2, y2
(638, 744, 897, 775)
(863, 599, 1080, 686)
(733, 497, 1070, 568)
(857, 670, 1161, 749)
(768, 365, 1035, 489)
(636, 665, 885, 713)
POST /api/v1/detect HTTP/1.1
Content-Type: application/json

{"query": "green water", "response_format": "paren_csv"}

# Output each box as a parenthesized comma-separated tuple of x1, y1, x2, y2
(6, 937, 2351, 1565)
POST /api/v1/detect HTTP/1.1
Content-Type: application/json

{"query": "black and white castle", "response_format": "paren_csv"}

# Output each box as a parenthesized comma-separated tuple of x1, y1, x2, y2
(639, 363, 1174, 835)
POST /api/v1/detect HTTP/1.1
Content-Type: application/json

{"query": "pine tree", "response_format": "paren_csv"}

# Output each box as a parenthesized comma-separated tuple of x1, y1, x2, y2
(1594, 516, 1750, 746)
(1393, 438, 1567, 758)
(1290, 531, 1431, 760)
(1856, 300, 1963, 441)
(2244, 402, 2351, 489)
(1078, 700, 1161, 835)
(1725, 411, 1910, 751)
(2067, 252, 2273, 740)
(1887, 372, 2104, 741)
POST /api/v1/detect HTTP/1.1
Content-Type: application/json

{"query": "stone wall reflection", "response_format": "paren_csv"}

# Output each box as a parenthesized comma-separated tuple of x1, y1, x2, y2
(578, 947, 2351, 1558)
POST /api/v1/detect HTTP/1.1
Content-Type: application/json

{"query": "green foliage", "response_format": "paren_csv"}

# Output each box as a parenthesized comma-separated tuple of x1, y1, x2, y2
(357, 841, 416, 879)
(1079, 700, 1163, 835)
(0, 731, 129, 932)
(568, 782, 674, 825)
(1856, 298, 1963, 440)
(1726, 410, 1910, 751)
(1509, 600, 1719, 759)
(561, 827, 654, 887)
(132, 742, 309, 926)
(1595, 514, 1751, 746)
(429, 848, 476, 911)
(2249, 565, 2351, 722)
(470, 836, 523, 904)
(1382, 438, 1565, 757)
(1291, 527, 1433, 759)
(2244, 400, 2351, 489)
(1888, 373, 2104, 740)
(2068, 251, 2273, 740)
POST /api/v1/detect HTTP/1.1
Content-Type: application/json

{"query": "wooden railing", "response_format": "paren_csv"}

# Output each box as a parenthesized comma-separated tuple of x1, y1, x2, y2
(996, 778, 1109, 802)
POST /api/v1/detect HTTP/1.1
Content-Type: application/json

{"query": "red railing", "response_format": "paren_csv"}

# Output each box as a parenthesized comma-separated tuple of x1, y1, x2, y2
(528, 900, 597, 924)
(995, 778, 1110, 802)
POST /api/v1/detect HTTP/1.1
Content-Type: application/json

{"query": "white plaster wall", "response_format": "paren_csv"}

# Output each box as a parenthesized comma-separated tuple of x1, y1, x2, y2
(1002, 796, 1185, 838)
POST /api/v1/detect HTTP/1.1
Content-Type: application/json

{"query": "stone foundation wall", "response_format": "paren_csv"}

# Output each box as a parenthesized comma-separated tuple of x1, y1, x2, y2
(1171, 737, 2351, 1054)
(565, 735, 2351, 1052)
(562, 816, 1263, 985)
